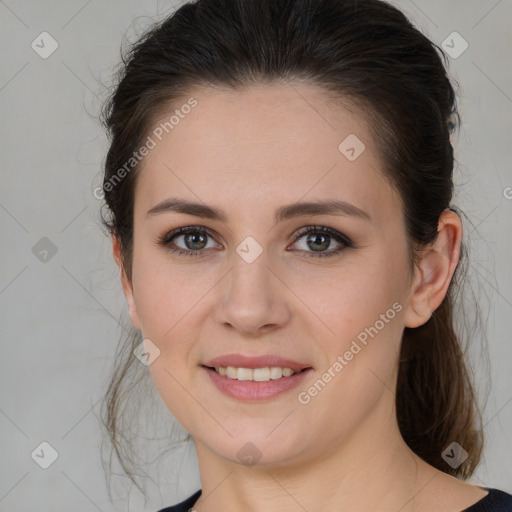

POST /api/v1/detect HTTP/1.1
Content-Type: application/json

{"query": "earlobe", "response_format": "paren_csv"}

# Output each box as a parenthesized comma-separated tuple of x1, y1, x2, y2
(403, 209, 462, 328)
(404, 265, 432, 327)
(112, 236, 142, 330)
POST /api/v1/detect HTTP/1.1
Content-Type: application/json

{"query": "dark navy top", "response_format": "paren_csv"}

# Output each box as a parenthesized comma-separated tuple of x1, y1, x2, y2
(157, 487, 512, 511)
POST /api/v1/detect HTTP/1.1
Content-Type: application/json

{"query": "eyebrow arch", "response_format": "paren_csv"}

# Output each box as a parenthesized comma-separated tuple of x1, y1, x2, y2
(146, 197, 371, 223)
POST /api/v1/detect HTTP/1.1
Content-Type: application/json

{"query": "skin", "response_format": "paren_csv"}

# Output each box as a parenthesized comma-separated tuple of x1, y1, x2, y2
(113, 82, 488, 511)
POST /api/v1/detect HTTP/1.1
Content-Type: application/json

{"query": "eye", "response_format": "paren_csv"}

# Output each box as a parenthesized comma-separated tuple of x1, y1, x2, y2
(288, 225, 353, 258)
(156, 225, 353, 258)
(156, 226, 220, 257)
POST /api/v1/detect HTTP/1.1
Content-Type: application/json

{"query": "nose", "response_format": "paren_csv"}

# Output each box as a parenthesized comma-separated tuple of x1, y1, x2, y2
(214, 248, 291, 336)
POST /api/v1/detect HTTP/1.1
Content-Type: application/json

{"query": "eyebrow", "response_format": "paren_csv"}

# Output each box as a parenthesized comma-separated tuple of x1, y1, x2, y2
(146, 197, 371, 223)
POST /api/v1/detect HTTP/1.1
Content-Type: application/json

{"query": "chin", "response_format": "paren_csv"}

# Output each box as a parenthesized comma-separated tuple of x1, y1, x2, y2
(200, 430, 307, 468)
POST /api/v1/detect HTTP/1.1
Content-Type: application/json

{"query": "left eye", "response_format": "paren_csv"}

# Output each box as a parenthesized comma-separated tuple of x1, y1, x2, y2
(157, 225, 353, 258)
(289, 226, 353, 258)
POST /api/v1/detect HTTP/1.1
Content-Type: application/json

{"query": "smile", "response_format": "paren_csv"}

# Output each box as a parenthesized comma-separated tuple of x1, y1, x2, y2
(202, 365, 313, 401)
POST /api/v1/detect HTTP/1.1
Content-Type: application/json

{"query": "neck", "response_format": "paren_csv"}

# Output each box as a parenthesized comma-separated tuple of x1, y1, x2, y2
(192, 394, 433, 512)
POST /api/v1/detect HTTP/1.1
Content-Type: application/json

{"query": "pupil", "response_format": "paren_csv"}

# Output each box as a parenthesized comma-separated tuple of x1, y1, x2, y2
(308, 234, 329, 251)
(186, 233, 206, 250)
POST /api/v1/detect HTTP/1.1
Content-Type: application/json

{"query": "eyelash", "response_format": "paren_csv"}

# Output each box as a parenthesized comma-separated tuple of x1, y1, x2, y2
(156, 225, 354, 258)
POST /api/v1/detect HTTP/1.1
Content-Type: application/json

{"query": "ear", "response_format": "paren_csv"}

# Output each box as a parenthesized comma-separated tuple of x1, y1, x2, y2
(112, 236, 142, 330)
(404, 209, 462, 328)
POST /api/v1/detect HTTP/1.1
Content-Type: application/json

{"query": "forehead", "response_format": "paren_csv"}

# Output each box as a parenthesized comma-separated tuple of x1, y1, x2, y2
(135, 82, 400, 224)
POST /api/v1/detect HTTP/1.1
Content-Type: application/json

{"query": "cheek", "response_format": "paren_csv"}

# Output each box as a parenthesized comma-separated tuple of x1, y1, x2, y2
(296, 252, 406, 391)
(130, 245, 213, 382)
(131, 244, 204, 338)
(133, 256, 205, 425)
(292, 266, 405, 439)
(296, 255, 403, 338)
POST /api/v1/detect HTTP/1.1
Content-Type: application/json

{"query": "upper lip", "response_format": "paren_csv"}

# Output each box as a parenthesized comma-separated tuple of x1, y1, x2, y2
(203, 353, 313, 372)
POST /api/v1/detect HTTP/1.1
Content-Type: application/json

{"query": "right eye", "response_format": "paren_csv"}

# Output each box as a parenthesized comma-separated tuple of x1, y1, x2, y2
(156, 226, 221, 257)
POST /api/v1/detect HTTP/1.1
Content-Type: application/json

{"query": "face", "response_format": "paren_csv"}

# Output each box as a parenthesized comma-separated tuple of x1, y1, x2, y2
(114, 82, 435, 468)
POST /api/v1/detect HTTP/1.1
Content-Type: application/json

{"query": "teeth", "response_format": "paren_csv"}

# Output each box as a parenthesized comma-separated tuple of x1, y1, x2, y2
(270, 366, 283, 379)
(214, 366, 300, 381)
(254, 368, 270, 381)
(226, 366, 238, 379)
(237, 367, 253, 381)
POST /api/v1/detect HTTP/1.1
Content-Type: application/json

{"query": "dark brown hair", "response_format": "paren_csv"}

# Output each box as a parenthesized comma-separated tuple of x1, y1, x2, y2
(98, 0, 487, 498)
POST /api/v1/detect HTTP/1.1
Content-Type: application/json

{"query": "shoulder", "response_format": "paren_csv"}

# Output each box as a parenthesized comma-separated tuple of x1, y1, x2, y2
(152, 487, 512, 511)
(155, 489, 202, 512)
(464, 488, 512, 512)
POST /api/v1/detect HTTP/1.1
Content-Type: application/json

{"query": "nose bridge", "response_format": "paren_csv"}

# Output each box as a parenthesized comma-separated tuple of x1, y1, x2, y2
(215, 237, 290, 333)
(229, 239, 275, 307)
(231, 240, 271, 296)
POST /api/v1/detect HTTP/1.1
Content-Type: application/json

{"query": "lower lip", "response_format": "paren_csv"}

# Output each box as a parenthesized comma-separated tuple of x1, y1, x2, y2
(202, 366, 313, 402)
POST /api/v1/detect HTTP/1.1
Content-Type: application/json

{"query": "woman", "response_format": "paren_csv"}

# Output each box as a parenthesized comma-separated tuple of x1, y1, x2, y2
(99, 0, 512, 510)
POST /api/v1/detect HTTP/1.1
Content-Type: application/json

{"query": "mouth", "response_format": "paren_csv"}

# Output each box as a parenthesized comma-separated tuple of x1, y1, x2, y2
(202, 365, 311, 381)
(201, 364, 314, 401)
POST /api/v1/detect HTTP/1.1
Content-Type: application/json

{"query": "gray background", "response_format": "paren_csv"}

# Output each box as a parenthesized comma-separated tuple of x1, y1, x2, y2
(1, 0, 511, 510)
